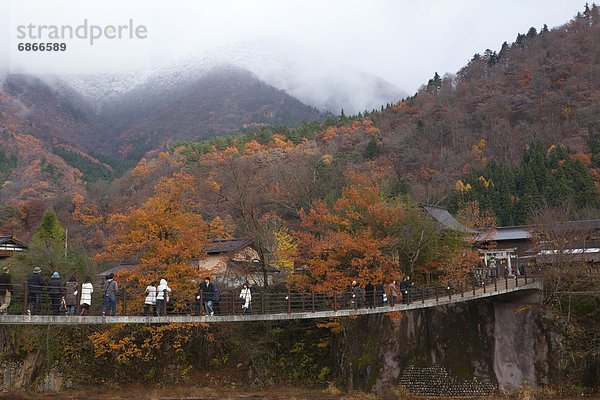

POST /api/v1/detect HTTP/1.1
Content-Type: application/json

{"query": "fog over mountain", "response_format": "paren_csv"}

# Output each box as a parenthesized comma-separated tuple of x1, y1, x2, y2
(46, 41, 407, 115)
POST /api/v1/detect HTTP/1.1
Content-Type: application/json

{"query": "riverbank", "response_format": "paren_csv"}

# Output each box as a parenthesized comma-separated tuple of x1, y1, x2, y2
(0, 384, 595, 400)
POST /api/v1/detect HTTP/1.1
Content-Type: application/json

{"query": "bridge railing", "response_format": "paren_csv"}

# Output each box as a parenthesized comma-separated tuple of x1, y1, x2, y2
(0, 275, 536, 317)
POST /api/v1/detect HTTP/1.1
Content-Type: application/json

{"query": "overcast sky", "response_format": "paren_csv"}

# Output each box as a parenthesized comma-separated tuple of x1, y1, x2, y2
(0, 0, 585, 93)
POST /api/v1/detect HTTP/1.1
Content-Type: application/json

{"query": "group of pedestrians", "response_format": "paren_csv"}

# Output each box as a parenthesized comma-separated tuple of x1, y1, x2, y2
(141, 276, 252, 316)
(351, 276, 413, 308)
(25, 267, 94, 316)
(142, 278, 172, 316)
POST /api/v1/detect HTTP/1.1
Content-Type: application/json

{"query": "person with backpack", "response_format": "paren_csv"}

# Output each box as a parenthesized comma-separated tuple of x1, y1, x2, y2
(79, 276, 93, 316)
(102, 273, 118, 316)
(64, 276, 79, 316)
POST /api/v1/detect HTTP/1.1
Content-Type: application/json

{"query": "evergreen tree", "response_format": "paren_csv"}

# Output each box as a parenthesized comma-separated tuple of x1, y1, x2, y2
(4, 210, 90, 281)
(450, 142, 597, 226)
(527, 27, 537, 38)
(427, 72, 442, 90)
(591, 137, 600, 167)
(365, 139, 382, 160)
(497, 42, 509, 62)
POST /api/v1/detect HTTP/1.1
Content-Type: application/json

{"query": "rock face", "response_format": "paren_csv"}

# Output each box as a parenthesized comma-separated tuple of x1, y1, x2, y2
(338, 295, 563, 396)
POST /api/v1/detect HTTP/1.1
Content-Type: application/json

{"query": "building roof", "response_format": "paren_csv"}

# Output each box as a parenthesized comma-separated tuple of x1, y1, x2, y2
(476, 220, 600, 243)
(421, 205, 477, 234)
(203, 239, 252, 254)
(0, 236, 27, 248)
(476, 226, 532, 242)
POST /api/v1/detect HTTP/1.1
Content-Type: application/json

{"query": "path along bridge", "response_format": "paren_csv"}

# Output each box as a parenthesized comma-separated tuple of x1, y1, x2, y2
(0, 276, 541, 325)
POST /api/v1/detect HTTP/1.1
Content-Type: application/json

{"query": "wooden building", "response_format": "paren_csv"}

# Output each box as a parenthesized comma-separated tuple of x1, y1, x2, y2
(194, 239, 279, 287)
(0, 236, 27, 260)
(98, 239, 279, 287)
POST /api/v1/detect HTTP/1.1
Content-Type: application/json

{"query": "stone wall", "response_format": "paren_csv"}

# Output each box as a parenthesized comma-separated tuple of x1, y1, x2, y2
(399, 365, 495, 397)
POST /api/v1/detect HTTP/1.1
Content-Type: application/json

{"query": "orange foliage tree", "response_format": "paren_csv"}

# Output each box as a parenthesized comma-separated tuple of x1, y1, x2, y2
(293, 172, 403, 291)
(95, 172, 208, 311)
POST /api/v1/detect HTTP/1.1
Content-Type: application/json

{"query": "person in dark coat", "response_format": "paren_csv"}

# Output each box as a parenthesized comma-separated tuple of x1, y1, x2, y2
(400, 276, 413, 305)
(27, 267, 45, 315)
(375, 280, 385, 307)
(364, 280, 375, 308)
(199, 277, 215, 316)
(64, 276, 78, 316)
(0, 267, 12, 314)
(48, 271, 64, 315)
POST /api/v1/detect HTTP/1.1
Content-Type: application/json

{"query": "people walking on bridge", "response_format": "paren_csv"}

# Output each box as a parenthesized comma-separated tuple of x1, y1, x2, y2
(144, 281, 157, 316)
(156, 279, 171, 316)
(80, 276, 93, 316)
(400, 276, 413, 305)
(26, 267, 44, 315)
(200, 277, 215, 316)
(240, 282, 251, 315)
(365, 280, 375, 308)
(387, 279, 398, 307)
(48, 272, 64, 315)
(102, 273, 118, 316)
(64, 276, 78, 316)
(351, 281, 363, 308)
(0, 267, 12, 315)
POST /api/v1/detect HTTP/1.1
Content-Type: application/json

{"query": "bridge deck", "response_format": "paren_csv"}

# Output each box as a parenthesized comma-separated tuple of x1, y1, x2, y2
(0, 279, 541, 325)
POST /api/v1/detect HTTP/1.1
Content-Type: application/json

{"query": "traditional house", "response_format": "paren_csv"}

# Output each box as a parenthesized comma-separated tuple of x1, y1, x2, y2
(96, 239, 279, 288)
(475, 219, 600, 275)
(0, 236, 27, 260)
(194, 239, 279, 287)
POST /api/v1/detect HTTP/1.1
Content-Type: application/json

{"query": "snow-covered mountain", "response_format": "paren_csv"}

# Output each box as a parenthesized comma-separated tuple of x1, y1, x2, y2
(52, 41, 407, 115)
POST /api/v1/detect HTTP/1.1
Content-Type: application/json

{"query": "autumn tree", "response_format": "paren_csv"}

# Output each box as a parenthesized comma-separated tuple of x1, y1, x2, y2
(96, 172, 208, 310)
(293, 171, 403, 291)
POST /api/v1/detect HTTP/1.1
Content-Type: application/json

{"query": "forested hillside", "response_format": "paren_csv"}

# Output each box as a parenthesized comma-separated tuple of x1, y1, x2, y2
(373, 6, 600, 202)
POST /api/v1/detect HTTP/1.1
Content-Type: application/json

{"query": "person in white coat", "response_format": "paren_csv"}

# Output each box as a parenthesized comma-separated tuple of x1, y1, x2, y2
(156, 279, 171, 316)
(144, 281, 157, 316)
(79, 276, 94, 316)
(239, 282, 251, 315)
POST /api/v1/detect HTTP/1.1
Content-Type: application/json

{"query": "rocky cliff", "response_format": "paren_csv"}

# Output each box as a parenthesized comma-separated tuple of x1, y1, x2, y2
(336, 293, 565, 396)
